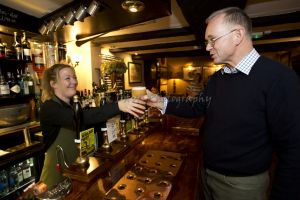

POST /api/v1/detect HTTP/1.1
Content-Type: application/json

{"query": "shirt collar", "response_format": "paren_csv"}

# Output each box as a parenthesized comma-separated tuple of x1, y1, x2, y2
(221, 48, 260, 75)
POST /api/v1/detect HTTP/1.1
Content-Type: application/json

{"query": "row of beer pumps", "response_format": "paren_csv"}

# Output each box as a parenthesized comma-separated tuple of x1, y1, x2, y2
(72, 86, 150, 170)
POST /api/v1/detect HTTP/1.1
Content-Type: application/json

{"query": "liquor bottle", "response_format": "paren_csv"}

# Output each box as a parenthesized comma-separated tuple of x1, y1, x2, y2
(17, 69, 24, 96)
(22, 69, 30, 95)
(15, 163, 24, 186)
(0, 38, 5, 58)
(21, 32, 31, 62)
(0, 169, 9, 196)
(25, 69, 35, 95)
(73, 95, 83, 139)
(0, 72, 10, 96)
(28, 158, 35, 179)
(21, 160, 32, 183)
(7, 72, 20, 96)
(12, 32, 22, 60)
(8, 165, 19, 191)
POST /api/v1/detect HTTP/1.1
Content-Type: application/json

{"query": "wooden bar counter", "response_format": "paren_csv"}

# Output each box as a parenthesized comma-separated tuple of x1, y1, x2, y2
(65, 122, 204, 200)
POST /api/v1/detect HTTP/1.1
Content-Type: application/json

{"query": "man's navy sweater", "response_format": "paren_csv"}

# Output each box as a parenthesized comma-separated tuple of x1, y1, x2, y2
(166, 56, 300, 199)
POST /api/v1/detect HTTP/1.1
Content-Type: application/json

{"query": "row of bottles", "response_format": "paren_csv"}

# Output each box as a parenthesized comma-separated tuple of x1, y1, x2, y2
(0, 158, 35, 197)
(0, 67, 35, 97)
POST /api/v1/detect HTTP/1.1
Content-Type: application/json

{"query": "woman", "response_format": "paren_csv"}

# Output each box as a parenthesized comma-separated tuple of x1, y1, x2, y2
(39, 63, 145, 187)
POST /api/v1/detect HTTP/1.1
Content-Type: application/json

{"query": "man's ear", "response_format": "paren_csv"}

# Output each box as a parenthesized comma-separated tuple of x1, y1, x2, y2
(234, 28, 244, 45)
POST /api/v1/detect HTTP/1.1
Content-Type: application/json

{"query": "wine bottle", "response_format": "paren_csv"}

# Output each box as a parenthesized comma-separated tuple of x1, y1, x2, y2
(12, 32, 22, 60)
(7, 72, 20, 96)
(25, 68, 35, 95)
(21, 32, 31, 62)
(17, 69, 24, 96)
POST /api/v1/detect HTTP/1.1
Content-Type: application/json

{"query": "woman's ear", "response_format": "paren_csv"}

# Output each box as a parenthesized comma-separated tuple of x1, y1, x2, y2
(50, 80, 56, 88)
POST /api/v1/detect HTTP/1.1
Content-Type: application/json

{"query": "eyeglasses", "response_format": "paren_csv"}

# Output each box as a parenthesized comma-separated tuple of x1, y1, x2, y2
(205, 29, 237, 47)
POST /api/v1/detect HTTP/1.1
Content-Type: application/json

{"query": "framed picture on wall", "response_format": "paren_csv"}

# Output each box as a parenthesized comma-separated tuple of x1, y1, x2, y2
(128, 62, 142, 84)
(183, 67, 195, 80)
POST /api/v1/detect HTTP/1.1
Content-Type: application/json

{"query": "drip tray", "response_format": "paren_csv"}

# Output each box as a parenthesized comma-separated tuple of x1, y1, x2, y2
(105, 150, 185, 200)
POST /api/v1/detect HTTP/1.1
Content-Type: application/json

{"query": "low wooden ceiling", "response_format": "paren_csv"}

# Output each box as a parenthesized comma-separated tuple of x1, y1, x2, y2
(0, 0, 300, 59)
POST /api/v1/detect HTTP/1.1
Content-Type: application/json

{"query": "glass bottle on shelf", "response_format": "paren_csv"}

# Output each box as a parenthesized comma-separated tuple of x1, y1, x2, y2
(26, 69, 35, 95)
(12, 32, 22, 60)
(21, 32, 31, 62)
(0, 169, 9, 196)
(22, 69, 30, 95)
(7, 72, 20, 96)
(28, 158, 35, 180)
(16, 163, 24, 186)
(8, 165, 19, 191)
(0, 71, 10, 96)
(17, 69, 24, 96)
(0, 38, 5, 58)
(21, 160, 32, 183)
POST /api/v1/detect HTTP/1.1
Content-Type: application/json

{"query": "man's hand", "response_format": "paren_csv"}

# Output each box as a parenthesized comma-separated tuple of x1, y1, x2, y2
(142, 90, 165, 110)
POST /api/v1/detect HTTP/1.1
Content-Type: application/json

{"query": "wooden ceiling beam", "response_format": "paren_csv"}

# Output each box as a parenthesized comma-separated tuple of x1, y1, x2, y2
(92, 27, 193, 45)
(109, 40, 199, 53)
(132, 49, 208, 60)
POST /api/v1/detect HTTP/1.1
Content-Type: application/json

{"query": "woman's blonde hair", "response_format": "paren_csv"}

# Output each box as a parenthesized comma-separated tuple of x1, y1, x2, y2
(41, 63, 74, 102)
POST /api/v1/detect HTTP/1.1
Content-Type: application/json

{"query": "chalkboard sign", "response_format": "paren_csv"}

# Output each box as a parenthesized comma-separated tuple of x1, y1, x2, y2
(0, 4, 39, 33)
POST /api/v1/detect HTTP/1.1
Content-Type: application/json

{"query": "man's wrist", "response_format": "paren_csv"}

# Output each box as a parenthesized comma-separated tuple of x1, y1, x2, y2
(158, 97, 168, 114)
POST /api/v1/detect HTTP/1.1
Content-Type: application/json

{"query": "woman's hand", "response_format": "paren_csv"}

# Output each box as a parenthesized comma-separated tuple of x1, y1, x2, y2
(118, 98, 146, 118)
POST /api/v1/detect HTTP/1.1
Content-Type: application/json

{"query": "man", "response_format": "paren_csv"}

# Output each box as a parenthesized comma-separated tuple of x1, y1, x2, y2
(145, 7, 300, 200)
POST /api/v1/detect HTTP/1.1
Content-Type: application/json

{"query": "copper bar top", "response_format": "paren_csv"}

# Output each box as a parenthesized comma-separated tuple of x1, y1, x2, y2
(65, 126, 203, 200)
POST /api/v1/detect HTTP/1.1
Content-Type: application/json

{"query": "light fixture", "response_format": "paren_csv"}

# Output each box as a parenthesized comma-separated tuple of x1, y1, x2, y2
(39, 23, 48, 35)
(54, 17, 64, 31)
(46, 20, 55, 34)
(65, 10, 76, 25)
(75, 5, 87, 22)
(122, 0, 145, 13)
(87, 0, 100, 16)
